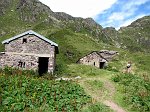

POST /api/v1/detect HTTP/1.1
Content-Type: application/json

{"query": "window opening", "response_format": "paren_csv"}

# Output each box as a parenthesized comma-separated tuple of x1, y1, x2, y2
(23, 38, 27, 43)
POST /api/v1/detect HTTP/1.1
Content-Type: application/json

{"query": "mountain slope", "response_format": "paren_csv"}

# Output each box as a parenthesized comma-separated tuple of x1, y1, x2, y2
(0, 1, 150, 112)
(0, 0, 150, 63)
(1, 0, 150, 54)
(118, 16, 150, 52)
(101, 16, 150, 52)
(0, 0, 116, 64)
(0, 0, 150, 72)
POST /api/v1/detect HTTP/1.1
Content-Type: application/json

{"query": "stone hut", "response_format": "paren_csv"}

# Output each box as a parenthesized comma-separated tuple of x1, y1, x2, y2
(77, 50, 118, 69)
(0, 30, 58, 74)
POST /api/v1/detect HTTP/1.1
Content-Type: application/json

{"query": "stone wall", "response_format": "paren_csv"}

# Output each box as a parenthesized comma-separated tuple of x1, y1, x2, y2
(0, 53, 5, 68)
(0, 52, 55, 73)
(1, 34, 56, 73)
(48, 46, 55, 73)
(0, 34, 56, 73)
(0, 53, 38, 70)
(78, 52, 102, 68)
(78, 50, 118, 69)
(5, 34, 53, 54)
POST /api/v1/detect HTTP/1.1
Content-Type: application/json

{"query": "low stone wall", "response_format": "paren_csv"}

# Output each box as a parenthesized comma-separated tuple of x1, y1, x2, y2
(0, 52, 55, 73)
(0, 53, 5, 68)
(0, 53, 38, 70)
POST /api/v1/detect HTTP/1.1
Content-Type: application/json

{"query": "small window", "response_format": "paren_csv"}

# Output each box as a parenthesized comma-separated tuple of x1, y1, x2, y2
(23, 38, 27, 43)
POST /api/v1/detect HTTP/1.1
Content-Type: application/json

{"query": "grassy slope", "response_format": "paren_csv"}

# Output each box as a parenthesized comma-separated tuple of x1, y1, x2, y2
(1, 20, 150, 112)
(0, 8, 116, 111)
(1, 22, 150, 112)
(0, 2, 150, 111)
(118, 16, 150, 52)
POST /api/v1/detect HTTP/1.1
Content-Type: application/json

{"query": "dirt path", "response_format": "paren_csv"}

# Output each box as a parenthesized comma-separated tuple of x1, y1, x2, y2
(78, 77, 126, 112)
(104, 100, 126, 112)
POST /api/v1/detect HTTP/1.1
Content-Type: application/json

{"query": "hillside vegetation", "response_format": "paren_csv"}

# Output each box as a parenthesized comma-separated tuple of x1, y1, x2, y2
(0, 71, 91, 111)
(0, 0, 150, 112)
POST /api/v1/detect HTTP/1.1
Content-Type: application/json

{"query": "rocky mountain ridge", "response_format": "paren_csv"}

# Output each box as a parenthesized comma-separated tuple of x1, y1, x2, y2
(0, 0, 150, 52)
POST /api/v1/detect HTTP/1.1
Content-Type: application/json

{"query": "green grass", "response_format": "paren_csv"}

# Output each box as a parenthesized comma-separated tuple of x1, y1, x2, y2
(112, 73, 150, 112)
(47, 29, 106, 64)
(81, 103, 114, 112)
(85, 80, 103, 89)
(66, 64, 117, 77)
(118, 16, 150, 53)
(0, 2, 150, 112)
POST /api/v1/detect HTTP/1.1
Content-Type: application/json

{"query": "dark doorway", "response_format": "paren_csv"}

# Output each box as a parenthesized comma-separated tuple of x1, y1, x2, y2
(38, 57, 49, 75)
(100, 62, 105, 69)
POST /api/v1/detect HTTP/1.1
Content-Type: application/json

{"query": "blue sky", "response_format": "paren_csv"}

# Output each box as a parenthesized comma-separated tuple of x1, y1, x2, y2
(94, 0, 150, 29)
(39, 0, 150, 29)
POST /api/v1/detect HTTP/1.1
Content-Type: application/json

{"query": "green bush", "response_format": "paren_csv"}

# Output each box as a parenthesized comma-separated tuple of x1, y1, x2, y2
(3, 66, 14, 75)
(0, 74, 91, 111)
(1, 66, 39, 76)
(112, 74, 121, 82)
(112, 73, 150, 112)
(106, 65, 119, 72)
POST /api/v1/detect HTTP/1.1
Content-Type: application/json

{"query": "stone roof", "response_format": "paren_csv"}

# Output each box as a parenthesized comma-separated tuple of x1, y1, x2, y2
(98, 50, 118, 55)
(77, 51, 108, 63)
(97, 50, 118, 61)
(77, 50, 118, 63)
(2, 30, 58, 47)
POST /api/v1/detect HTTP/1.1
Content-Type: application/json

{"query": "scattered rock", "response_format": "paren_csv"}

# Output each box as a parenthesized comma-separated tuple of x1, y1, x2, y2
(56, 76, 81, 81)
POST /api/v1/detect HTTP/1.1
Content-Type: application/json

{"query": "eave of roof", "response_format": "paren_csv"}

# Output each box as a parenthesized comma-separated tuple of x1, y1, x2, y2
(2, 30, 58, 47)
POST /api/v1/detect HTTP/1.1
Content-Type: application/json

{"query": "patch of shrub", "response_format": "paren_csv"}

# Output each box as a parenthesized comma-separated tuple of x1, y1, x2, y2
(82, 103, 113, 112)
(106, 65, 119, 72)
(0, 75, 91, 111)
(112, 73, 150, 112)
(0, 66, 39, 76)
(112, 74, 121, 82)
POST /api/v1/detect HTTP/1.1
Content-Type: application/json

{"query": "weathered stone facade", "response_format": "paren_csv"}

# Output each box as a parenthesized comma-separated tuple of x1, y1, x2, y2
(77, 52, 107, 69)
(5, 35, 54, 54)
(77, 50, 118, 69)
(0, 30, 58, 74)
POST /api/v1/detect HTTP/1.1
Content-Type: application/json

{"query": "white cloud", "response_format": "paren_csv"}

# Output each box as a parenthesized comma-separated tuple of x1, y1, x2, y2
(108, 8, 137, 22)
(39, 0, 117, 18)
(108, 0, 148, 22)
(104, 0, 149, 29)
(124, 0, 149, 8)
(120, 14, 146, 27)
